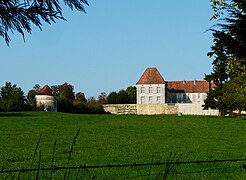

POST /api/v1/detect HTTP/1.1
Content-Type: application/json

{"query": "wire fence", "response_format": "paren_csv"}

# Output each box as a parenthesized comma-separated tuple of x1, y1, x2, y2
(1, 130, 245, 179)
(1, 158, 245, 179)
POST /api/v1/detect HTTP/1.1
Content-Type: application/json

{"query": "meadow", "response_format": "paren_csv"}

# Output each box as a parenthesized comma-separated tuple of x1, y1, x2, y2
(0, 112, 245, 179)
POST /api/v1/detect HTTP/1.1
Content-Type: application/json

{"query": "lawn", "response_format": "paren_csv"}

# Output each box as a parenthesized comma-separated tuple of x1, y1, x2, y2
(0, 112, 245, 179)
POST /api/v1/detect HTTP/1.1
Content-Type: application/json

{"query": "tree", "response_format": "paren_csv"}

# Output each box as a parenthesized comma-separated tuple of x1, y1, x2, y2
(116, 90, 130, 104)
(27, 89, 36, 110)
(204, 0, 246, 115)
(107, 91, 117, 104)
(87, 96, 105, 114)
(98, 92, 107, 104)
(0, 0, 89, 45)
(57, 96, 73, 113)
(33, 84, 41, 92)
(26, 84, 42, 110)
(51, 85, 59, 96)
(126, 86, 136, 104)
(0, 82, 27, 111)
(75, 92, 87, 102)
(218, 74, 246, 115)
(58, 82, 75, 101)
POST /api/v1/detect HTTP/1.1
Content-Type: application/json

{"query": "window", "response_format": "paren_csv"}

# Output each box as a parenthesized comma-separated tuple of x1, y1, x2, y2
(157, 87, 161, 93)
(186, 93, 190, 100)
(177, 93, 182, 99)
(177, 93, 183, 103)
(141, 96, 145, 104)
(141, 87, 145, 93)
(149, 96, 153, 104)
(149, 87, 152, 93)
(157, 96, 161, 104)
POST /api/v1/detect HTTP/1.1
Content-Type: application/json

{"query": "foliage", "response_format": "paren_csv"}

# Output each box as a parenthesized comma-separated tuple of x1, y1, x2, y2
(205, 0, 246, 115)
(73, 101, 90, 114)
(27, 89, 37, 110)
(203, 84, 223, 110)
(0, 0, 89, 45)
(116, 90, 130, 104)
(87, 96, 105, 114)
(75, 92, 87, 103)
(51, 85, 59, 96)
(57, 96, 74, 113)
(0, 82, 27, 111)
(126, 86, 136, 104)
(98, 92, 107, 104)
(218, 74, 246, 114)
(107, 91, 117, 104)
(107, 86, 137, 104)
(0, 112, 245, 178)
(58, 83, 75, 101)
(33, 84, 41, 92)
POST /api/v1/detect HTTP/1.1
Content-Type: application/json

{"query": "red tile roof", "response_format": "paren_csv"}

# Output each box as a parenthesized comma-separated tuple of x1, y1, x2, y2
(36, 85, 53, 95)
(166, 80, 215, 93)
(137, 68, 165, 84)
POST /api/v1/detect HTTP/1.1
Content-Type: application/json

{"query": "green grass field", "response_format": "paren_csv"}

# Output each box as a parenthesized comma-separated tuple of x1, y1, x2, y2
(0, 112, 245, 179)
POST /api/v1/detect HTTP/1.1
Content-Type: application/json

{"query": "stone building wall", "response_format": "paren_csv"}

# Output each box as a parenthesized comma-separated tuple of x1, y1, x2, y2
(35, 95, 57, 112)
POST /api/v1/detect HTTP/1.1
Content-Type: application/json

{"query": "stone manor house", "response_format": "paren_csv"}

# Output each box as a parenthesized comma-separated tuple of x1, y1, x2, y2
(104, 68, 219, 115)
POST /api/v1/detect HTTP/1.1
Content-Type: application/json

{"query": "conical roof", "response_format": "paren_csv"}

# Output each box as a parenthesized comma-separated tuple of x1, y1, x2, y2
(137, 68, 165, 84)
(36, 85, 53, 95)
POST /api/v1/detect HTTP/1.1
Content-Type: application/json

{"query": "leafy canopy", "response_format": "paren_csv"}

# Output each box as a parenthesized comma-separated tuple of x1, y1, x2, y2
(0, 0, 89, 45)
(0, 82, 26, 111)
(205, 0, 246, 115)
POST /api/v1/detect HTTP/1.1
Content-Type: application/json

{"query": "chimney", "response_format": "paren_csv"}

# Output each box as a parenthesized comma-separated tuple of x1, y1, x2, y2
(194, 80, 197, 85)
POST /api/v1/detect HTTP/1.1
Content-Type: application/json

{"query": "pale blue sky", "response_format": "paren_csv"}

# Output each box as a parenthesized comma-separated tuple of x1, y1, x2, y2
(0, 0, 215, 98)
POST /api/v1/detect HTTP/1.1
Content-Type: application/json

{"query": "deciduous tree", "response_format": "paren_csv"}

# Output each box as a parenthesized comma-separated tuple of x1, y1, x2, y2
(107, 91, 117, 104)
(218, 74, 246, 115)
(126, 86, 136, 104)
(58, 82, 75, 101)
(75, 92, 87, 102)
(116, 90, 130, 104)
(0, 82, 26, 111)
(98, 92, 107, 104)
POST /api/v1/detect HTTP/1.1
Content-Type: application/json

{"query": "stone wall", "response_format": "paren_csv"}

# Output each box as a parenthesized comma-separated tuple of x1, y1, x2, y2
(103, 104, 137, 115)
(177, 103, 219, 116)
(103, 103, 219, 116)
(136, 104, 178, 115)
(103, 104, 178, 115)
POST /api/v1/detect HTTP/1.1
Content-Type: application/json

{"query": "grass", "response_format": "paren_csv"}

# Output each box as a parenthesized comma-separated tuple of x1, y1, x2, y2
(0, 112, 245, 179)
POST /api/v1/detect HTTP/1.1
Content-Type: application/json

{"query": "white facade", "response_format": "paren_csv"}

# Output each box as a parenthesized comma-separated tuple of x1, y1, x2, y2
(137, 84, 165, 104)
(35, 95, 57, 112)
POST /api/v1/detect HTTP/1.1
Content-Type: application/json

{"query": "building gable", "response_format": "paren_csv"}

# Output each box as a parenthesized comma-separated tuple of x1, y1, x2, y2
(36, 85, 53, 96)
(137, 68, 165, 84)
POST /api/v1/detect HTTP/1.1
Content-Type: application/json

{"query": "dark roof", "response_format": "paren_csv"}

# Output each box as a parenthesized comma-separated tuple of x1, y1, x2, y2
(36, 85, 53, 95)
(166, 80, 216, 93)
(137, 68, 165, 84)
